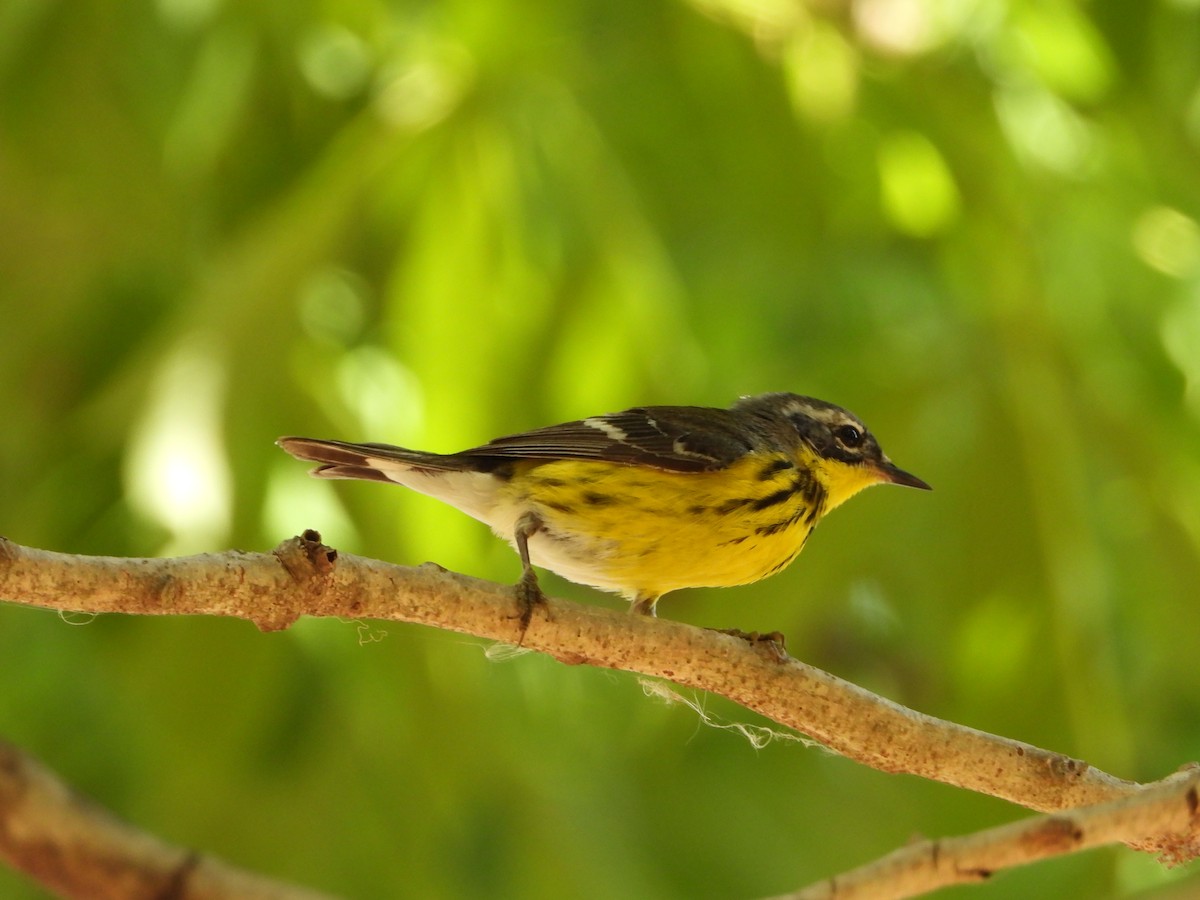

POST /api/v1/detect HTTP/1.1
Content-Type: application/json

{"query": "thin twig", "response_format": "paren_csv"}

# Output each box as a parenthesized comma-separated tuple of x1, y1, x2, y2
(774, 767, 1200, 900)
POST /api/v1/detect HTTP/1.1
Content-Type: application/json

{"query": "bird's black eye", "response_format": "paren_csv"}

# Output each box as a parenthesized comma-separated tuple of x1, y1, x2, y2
(834, 424, 864, 448)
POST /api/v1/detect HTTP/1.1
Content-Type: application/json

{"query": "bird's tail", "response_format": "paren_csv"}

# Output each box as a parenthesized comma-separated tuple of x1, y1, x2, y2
(276, 436, 460, 483)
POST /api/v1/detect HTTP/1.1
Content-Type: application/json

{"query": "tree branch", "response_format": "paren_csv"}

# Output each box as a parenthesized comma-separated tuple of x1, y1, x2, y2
(1, 531, 1197, 891)
(777, 766, 1200, 900)
(0, 738, 337, 900)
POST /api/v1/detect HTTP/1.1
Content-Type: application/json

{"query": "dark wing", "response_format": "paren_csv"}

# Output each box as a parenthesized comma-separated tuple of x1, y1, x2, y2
(457, 406, 754, 473)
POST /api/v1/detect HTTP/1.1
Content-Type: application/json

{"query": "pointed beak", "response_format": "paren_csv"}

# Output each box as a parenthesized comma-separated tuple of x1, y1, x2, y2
(876, 461, 932, 491)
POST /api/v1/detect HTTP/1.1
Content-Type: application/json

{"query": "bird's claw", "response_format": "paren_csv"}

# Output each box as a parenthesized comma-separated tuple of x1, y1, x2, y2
(511, 569, 551, 642)
(712, 628, 789, 662)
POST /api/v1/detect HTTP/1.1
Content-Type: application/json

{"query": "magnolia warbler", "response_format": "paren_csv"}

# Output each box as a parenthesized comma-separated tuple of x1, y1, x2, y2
(278, 392, 929, 623)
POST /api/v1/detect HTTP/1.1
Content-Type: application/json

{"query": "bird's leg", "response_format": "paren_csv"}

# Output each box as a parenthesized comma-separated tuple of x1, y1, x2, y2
(629, 594, 659, 616)
(512, 512, 549, 637)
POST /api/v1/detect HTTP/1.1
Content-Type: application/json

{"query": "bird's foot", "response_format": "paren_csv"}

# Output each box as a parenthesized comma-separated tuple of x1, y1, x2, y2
(511, 568, 551, 643)
(711, 628, 789, 662)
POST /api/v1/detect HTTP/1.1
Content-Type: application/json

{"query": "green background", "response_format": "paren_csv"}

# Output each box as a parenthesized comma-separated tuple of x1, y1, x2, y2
(3, 0, 1200, 897)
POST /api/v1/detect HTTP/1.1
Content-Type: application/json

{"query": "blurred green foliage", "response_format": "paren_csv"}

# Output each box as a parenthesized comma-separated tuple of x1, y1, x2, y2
(3, 0, 1200, 897)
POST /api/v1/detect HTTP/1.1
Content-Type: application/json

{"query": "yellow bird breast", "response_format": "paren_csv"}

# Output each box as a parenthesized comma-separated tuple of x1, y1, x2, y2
(493, 456, 827, 600)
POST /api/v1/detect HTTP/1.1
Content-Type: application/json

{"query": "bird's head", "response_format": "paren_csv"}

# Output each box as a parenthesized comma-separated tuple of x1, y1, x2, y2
(735, 393, 931, 511)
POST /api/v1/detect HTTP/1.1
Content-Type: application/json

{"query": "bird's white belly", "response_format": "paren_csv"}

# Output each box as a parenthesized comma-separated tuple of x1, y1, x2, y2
(517, 528, 625, 593)
(387, 467, 625, 593)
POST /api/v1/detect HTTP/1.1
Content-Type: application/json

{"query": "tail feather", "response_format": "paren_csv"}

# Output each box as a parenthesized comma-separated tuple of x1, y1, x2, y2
(277, 436, 506, 523)
(276, 436, 460, 479)
(307, 464, 397, 483)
